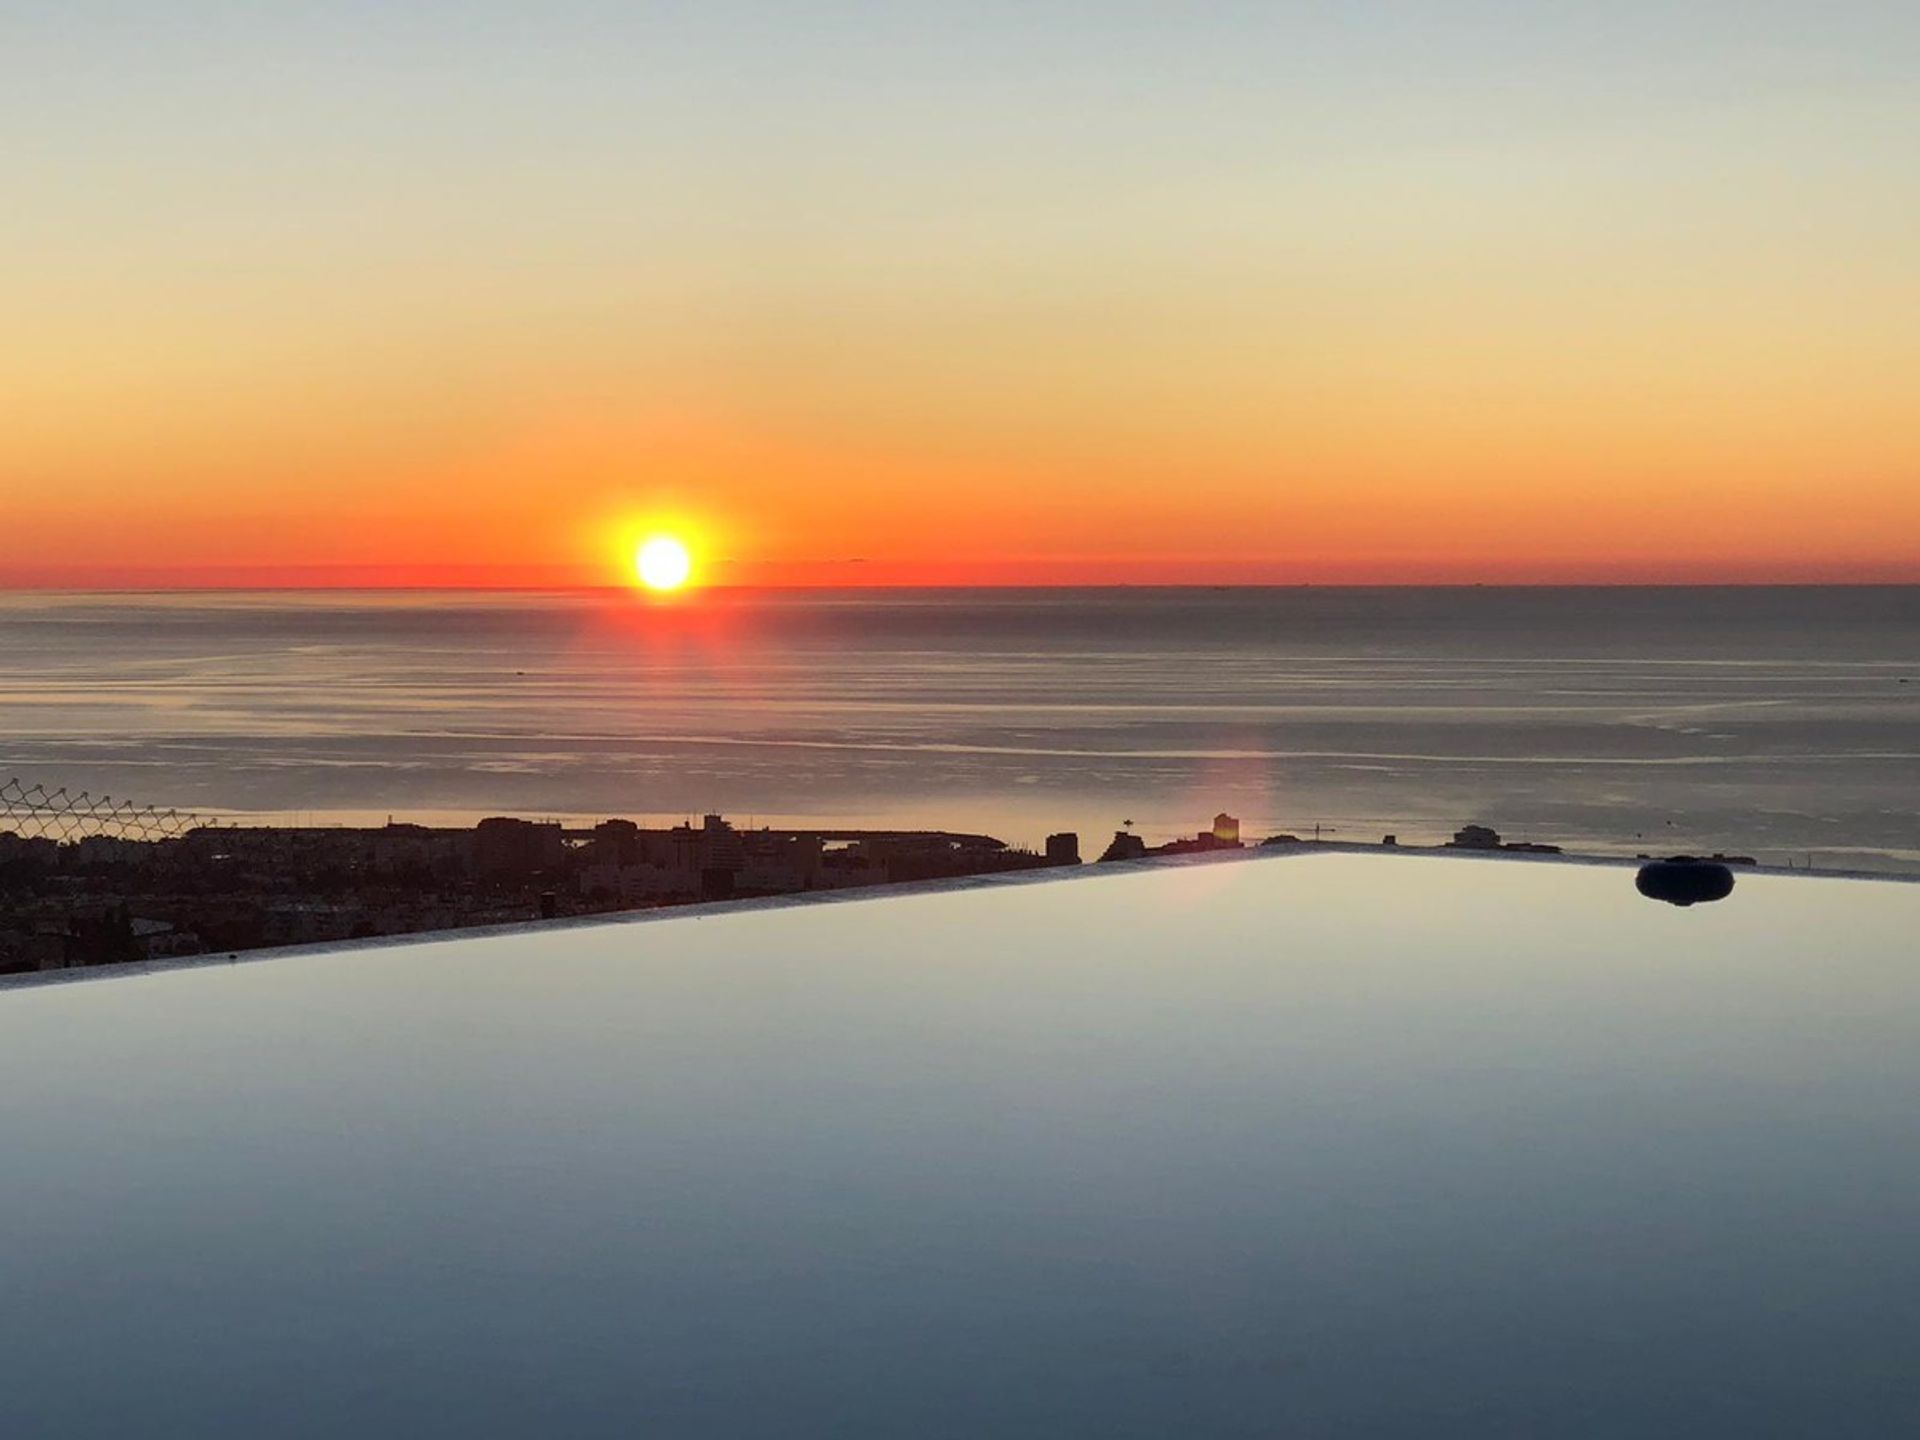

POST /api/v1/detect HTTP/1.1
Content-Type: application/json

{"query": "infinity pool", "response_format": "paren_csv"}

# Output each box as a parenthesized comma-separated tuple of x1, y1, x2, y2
(2, 852, 1915, 1437)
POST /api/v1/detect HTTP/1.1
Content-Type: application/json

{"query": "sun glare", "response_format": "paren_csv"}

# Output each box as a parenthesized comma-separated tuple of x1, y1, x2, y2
(635, 535, 694, 592)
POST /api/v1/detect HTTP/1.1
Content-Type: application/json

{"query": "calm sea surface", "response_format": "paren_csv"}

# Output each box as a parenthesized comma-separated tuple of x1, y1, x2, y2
(3, 587, 1917, 871)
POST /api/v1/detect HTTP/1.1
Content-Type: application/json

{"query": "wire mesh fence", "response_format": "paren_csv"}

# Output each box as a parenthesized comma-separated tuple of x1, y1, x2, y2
(0, 778, 208, 845)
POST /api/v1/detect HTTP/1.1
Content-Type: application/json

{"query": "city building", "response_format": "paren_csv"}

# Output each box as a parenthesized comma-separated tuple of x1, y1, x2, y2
(474, 817, 564, 877)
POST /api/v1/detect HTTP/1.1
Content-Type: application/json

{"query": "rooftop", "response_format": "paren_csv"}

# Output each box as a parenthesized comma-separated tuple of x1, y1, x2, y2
(2, 850, 1916, 1436)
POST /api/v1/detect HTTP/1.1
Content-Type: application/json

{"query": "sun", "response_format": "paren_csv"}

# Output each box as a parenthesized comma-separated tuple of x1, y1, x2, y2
(635, 535, 694, 592)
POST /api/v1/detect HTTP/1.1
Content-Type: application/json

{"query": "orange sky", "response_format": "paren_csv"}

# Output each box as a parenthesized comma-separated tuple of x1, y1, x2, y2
(5, 4, 1918, 587)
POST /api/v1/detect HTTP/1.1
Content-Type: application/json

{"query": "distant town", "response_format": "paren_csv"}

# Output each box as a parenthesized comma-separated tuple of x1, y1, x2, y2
(0, 804, 1635, 976)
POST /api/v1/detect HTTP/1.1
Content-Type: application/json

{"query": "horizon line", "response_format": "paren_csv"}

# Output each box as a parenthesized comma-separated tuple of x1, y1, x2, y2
(6, 579, 1919, 595)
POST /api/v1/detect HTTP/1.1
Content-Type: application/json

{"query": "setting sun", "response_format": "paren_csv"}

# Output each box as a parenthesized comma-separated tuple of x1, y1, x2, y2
(635, 535, 694, 592)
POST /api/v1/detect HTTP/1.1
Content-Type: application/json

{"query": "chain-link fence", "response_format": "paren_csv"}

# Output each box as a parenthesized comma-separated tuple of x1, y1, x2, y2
(0, 778, 207, 845)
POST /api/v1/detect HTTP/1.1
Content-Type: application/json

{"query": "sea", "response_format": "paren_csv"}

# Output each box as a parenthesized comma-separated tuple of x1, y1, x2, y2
(3, 587, 1918, 873)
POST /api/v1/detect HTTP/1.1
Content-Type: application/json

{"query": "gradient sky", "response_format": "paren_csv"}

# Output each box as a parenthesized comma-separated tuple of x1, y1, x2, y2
(6, 2, 1918, 585)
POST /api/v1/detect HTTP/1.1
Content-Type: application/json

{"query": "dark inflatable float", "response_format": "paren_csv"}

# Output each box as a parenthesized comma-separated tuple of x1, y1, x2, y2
(1636, 856, 1736, 907)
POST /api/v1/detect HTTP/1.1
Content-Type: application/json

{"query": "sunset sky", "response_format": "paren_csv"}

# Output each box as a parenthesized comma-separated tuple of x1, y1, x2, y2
(6, 2, 1918, 586)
